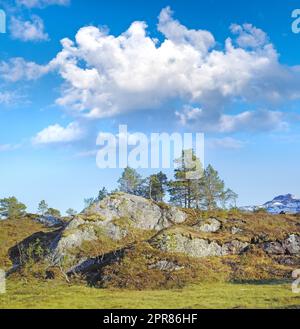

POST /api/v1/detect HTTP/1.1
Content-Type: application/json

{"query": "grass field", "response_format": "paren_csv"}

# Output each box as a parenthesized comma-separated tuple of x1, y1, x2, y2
(0, 279, 300, 309)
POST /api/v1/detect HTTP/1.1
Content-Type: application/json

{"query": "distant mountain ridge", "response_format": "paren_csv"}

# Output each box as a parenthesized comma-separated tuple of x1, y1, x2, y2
(242, 194, 300, 214)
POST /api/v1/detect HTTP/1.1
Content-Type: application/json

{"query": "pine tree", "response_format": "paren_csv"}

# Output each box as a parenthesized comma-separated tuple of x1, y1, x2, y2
(45, 208, 61, 218)
(66, 208, 77, 217)
(147, 172, 168, 202)
(118, 167, 143, 195)
(220, 189, 238, 209)
(169, 149, 204, 208)
(97, 187, 109, 201)
(84, 198, 95, 209)
(38, 200, 48, 216)
(0, 197, 27, 219)
(200, 165, 225, 211)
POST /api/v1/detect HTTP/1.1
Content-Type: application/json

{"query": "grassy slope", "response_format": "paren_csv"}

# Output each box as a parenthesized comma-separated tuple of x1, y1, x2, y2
(1, 213, 300, 309)
(0, 279, 299, 309)
(0, 218, 50, 270)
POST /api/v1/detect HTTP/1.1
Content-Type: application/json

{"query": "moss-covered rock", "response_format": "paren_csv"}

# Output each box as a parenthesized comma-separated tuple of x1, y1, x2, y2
(151, 226, 249, 258)
(85, 193, 187, 230)
(49, 194, 187, 265)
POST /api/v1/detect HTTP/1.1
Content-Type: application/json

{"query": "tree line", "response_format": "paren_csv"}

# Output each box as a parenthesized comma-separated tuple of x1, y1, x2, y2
(0, 150, 238, 220)
(86, 149, 238, 211)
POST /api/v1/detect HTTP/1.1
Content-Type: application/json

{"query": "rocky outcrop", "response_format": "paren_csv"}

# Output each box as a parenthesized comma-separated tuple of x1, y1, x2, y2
(85, 193, 187, 230)
(283, 234, 300, 254)
(263, 234, 300, 255)
(51, 193, 187, 263)
(148, 260, 184, 271)
(192, 218, 221, 233)
(151, 228, 249, 258)
(8, 193, 300, 289)
(35, 215, 63, 227)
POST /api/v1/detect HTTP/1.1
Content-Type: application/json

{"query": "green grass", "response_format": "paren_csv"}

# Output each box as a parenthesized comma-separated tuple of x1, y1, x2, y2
(0, 279, 300, 309)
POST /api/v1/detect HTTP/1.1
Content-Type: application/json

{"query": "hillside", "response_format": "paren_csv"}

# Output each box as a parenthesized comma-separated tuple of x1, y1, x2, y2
(1, 193, 299, 290)
(0, 217, 50, 270)
(1, 193, 300, 308)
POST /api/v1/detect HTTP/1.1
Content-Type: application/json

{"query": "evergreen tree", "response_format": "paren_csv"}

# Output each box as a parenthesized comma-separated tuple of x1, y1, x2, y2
(0, 197, 27, 219)
(46, 208, 61, 218)
(66, 208, 77, 217)
(146, 172, 168, 202)
(200, 165, 225, 211)
(169, 149, 204, 208)
(220, 188, 238, 209)
(118, 167, 143, 196)
(38, 200, 48, 216)
(84, 198, 95, 209)
(97, 187, 109, 202)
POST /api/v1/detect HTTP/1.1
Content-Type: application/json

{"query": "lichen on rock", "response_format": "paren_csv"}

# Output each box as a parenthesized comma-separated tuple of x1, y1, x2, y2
(151, 227, 249, 258)
(50, 193, 187, 265)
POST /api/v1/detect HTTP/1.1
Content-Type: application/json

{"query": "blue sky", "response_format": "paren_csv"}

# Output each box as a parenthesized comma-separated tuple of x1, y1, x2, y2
(1, 0, 300, 213)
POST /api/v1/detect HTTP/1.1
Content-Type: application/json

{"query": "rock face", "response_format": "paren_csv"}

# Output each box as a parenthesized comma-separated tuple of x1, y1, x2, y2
(151, 229, 249, 258)
(51, 193, 187, 263)
(263, 234, 300, 255)
(35, 215, 63, 227)
(193, 218, 221, 233)
(86, 193, 187, 230)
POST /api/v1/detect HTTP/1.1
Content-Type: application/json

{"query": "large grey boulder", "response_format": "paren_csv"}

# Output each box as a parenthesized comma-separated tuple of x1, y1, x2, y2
(263, 235, 300, 255)
(263, 241, 285, 255)
(283, 234, 300, 255)
(86, 193, 187, 230)
(151, 228, 249, 258)
(193, 218, 221, 233)
(51, 193, 187, 263)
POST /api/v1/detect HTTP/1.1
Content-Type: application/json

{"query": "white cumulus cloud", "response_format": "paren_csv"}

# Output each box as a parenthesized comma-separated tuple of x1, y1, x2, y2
(218, 110, 288, 133)
(46, 6, 300, 129)
(0, 57, 50, 82)
(10, 15, 49, 42)
(177, 107, 288, 133)
(4, 6, 300, 135)
(32, 122, 84, 144)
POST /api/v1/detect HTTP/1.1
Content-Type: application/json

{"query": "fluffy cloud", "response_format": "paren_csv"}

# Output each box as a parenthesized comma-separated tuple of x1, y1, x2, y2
(218, 110, 288, 133)
(16, 0, 69, 8)
(10, 15, 49, 42)
(176, 106, 204, 126)
(4, 6, 300, 136)
(0, 57, 50, 82)
(177, 107, 288, 133)
(32, 122, 84, 144)
(45, 6, 300, 131)
(230, 23, 269, 48)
